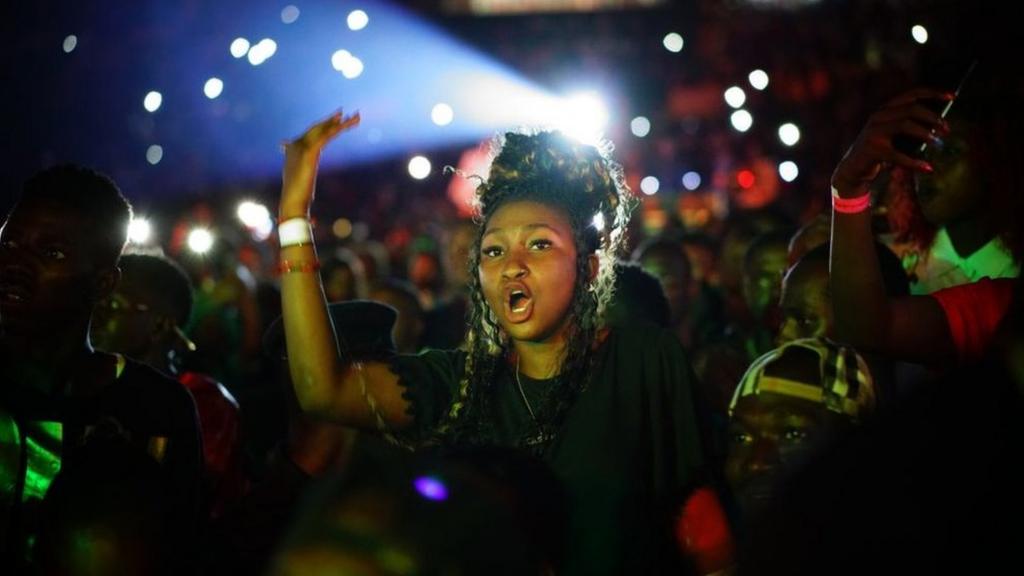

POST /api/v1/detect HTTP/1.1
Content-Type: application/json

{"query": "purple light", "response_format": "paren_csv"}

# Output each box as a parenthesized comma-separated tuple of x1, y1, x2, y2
(413, 476, 448, 501)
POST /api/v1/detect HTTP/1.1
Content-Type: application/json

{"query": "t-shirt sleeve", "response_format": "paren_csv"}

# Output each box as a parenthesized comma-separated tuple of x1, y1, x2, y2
(930, 277, 1015, 364)
(386, 348, 466, 446)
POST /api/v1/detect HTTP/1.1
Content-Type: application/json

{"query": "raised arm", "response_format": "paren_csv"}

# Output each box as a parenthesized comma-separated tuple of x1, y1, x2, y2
(278, 111, 413, 429)
(829, 89, 957, 366)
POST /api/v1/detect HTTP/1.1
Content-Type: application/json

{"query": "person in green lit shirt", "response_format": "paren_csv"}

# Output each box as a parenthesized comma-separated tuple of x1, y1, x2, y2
(0, 165, 202, 575)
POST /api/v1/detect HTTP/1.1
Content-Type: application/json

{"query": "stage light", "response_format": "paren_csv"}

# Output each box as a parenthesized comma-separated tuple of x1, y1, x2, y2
(128, 218, 152, 244)
(187, 228, 214, 254)
(143, 91, 162, 112)
(146, 145, 163, 165)
(408, 155, 431, 179)
(748, 69, 769, 90)
(912, 25, 928, 44)
(682, 171, 701, 191)
(730, 109, 753, 132)
(332, 218, 353, 239)
(281, 5, 300, 24)
(247, 38, 277, 66)
(230, 38, 250, 58)
(63, 35, 77, 54)
(237, 201, 271, 228)
(663, 32, 684, 53)
(630, 116, 651, 138)
(640, 176, 660, 196)
(331, 50, 363, 78)
(558, 91, 609, 146)
(348, 9, 369, 31)
(778, 123, 800, 146)
(431, 103, 454, 126)
(737, 169, 756, 189)
(779, 161, 799, 182)
(414, 476, 447, 501)
(204, 78, 224, 99)
(724, 86, 746, 109)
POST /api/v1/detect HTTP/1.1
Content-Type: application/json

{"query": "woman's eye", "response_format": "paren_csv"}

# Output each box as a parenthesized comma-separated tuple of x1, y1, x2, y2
(47, 248, 66, 261)
(1, 239, 17, 250)
(529, 239, 552, 251)
(482, 246, 503, 258)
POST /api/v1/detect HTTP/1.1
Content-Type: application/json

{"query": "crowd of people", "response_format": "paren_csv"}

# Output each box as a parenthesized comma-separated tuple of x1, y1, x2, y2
(2, 9, 1023, 576)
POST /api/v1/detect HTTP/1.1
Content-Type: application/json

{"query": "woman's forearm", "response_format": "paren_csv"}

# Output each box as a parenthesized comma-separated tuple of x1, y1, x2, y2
(830, 187, 892, 351)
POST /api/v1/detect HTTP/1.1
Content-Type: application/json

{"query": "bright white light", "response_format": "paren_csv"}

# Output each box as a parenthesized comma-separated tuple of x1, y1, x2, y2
(911, 25, 928, 44)
(146, 145, 163, 165)
(143, 91, 162, 113)
(331, 50, 351, 71)
(281, 5, 300, 24)
(592, 212, 605, 232)
(347, 9, 369, 31)
(730, 109, 753, 132)
(239, 201, 274, 242)
(630, 116, 651, 138)
(203, 77, 224, 99)
(187, 228, 214, 255)
(682, 171, 702, 191)
(127, 218, 152, 244)
(779, 161, 799, 182)
(778, 123, 801, 146)
(230, 38, 250, 58)
(331, 50, 363, 78)
(748, 69, 769, 91)
(408, 156, 431, 180)
(640, 176, 660, 196)
(236, 201, 271, 228)
(63, 35, 78, 53)
(431, 103, 454, 126)
(247, 38, 277, 66)
(724, 86, 747, 109)
(663, 32, 684, 53)
(557, 91, 609, 146)
(341, 56, 363, 79)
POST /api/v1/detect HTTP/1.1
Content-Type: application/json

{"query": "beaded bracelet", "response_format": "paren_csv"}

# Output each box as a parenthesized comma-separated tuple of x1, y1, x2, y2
(277, 259, 320, 274)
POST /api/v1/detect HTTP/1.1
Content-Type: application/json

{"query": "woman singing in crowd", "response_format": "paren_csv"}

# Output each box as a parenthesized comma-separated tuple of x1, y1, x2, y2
(276, 111, 707, 575)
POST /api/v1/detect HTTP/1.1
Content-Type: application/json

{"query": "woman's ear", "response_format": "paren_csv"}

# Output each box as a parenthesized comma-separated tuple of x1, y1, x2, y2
(587, 253, 600, 283)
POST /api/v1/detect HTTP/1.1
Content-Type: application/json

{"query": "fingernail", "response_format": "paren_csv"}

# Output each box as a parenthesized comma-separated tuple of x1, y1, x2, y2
(945, 92, 956, 100)
(919, 162, 934, 173)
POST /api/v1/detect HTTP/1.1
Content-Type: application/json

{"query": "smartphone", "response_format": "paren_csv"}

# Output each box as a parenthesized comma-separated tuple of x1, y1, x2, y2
(917, 59, 978, 154)
(892, 59, 978, 158)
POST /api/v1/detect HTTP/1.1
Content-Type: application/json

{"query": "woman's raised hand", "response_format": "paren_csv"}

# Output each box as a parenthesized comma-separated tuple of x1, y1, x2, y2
(831, 89, 951, 198)
(280, 110, 360, 218)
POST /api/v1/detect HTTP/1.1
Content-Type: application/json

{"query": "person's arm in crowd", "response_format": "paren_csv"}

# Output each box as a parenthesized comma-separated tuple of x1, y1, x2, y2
(278, 111, 413, 429)
(830, 89, 957, 367)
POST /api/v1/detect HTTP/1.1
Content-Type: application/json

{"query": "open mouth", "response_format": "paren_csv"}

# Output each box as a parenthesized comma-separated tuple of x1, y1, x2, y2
(504, 285, 534, 323)
(0, 283, 31, 304)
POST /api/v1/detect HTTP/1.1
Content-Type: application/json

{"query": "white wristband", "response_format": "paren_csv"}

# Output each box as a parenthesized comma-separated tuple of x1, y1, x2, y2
(278, 217, 312, 247)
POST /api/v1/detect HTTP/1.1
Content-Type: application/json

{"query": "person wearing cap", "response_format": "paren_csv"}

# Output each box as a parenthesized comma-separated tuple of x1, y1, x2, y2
(724, 338, 876, 522)
(90, 252, 246, 520)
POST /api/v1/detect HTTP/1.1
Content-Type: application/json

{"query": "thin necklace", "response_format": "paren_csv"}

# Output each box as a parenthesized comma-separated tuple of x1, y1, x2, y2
(514, 356, 540, 424)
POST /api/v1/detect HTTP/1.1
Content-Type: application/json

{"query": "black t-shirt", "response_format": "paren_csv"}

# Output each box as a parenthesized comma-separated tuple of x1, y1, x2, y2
(0, 355, 202, 574)
(389, 324, 706, 575)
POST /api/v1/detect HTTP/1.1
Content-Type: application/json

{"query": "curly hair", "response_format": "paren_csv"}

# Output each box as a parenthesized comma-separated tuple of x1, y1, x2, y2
(439, 130, 636, 448)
